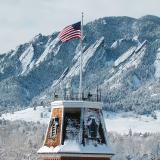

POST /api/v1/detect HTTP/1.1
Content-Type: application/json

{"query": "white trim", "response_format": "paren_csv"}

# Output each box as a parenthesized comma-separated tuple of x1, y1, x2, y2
(100, 110, 108, 145)
(60, 107, 64, 144)
(42, 107, 54, 146)
(38, 153, 113, 158)
(51, 100, 103, 109)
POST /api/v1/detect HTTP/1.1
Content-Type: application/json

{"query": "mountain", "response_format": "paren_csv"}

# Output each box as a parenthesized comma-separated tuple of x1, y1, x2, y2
(1, 15, 160, 114)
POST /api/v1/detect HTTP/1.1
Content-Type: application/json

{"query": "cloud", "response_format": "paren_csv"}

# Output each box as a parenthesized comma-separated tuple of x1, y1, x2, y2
(0, 0, 160, 53)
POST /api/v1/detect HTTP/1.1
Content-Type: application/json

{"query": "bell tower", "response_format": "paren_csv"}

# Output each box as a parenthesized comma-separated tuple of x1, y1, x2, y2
(38, 99, 114, 160)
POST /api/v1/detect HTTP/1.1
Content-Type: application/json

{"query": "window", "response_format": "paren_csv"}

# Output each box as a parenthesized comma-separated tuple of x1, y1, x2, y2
(49, 117, 59, 140)
(88, 118, 98, 139)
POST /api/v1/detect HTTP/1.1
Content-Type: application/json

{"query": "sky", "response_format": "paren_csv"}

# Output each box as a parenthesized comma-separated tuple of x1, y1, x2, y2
(0, 0, 160, 54)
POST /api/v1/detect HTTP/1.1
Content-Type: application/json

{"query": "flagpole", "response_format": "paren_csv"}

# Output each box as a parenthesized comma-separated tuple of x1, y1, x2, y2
(79, 12, 83, 100)
(79, 12, 84, 144)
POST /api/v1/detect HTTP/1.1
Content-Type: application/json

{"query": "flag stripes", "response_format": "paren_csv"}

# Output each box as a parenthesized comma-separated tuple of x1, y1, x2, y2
(58, 22, 81, 42)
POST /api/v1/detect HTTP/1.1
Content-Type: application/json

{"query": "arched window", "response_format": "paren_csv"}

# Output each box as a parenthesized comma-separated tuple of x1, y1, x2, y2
(49, 117, 59, 140)
(88, 118, 98, 139)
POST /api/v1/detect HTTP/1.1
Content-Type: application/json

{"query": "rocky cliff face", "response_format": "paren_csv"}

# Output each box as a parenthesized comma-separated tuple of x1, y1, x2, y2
(1, 15, 160, 114)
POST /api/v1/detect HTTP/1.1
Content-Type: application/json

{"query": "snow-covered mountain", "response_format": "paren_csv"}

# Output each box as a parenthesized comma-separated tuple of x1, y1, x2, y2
(1, 15, 160, 114)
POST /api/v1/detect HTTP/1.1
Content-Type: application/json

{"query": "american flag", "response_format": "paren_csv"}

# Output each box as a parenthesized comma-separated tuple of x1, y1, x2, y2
(58, 22, 81, 42)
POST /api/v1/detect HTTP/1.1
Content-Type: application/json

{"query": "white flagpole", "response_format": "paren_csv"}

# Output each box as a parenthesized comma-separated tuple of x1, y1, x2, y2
(79, 12, 83, 100)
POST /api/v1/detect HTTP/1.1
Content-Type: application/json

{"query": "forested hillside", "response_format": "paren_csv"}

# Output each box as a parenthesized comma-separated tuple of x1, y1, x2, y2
(1, 15, 160, 114)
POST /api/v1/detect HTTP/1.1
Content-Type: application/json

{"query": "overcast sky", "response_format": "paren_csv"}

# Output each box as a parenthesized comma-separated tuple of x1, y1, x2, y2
(0, 0, 160, 53)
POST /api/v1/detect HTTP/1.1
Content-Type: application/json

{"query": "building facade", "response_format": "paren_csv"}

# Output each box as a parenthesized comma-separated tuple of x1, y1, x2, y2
(38, 100, 114, 160)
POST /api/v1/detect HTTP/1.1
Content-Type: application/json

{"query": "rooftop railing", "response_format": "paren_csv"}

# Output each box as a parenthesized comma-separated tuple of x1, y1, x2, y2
(53, 92, 102, 102)
(32, 92, 102, 107)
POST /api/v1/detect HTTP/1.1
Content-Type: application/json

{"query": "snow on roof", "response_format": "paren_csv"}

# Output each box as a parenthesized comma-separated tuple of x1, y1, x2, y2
(38, 140, 113, 154)
(51, 100, 103, 109)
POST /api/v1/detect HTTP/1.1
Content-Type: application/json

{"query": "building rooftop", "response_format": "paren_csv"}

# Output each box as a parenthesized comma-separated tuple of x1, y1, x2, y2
(51, 100, 103, 109)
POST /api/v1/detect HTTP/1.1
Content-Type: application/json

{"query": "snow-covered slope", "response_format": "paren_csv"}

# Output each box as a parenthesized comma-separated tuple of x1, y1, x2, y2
(35, 37, 60, 66)
(65, 37, 104, 78)
(104, 111, 160, 134)
(19, 44, 34, 75)
(102, 40, 147, 90)
(1, 107, 160, 134)
(154, 47, 160, 78)
(114, 47, 136, 67)
(1, 106, 50, 124)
